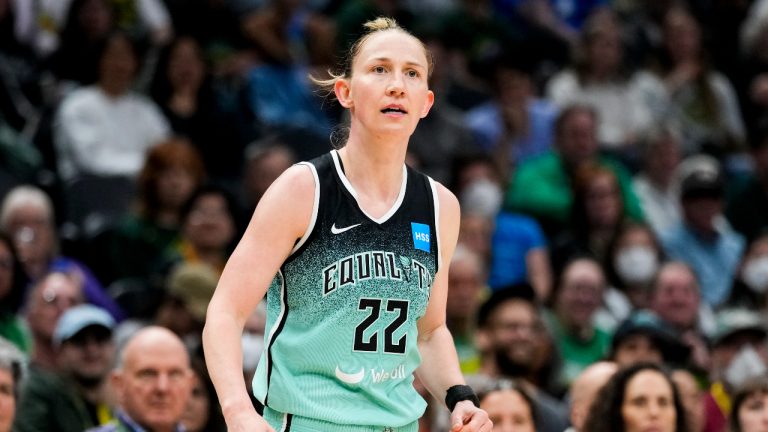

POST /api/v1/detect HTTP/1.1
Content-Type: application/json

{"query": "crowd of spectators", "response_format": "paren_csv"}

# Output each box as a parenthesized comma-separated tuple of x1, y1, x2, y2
(4, 0, 768, 431)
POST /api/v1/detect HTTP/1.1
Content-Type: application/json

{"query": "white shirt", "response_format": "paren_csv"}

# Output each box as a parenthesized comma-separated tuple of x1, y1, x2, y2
(54, 86, 170, 180)
(546, 70, 669, 149)
(632, 174, 681, 237)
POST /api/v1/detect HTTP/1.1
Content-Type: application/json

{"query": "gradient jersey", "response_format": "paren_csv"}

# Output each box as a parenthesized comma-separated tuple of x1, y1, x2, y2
(253, 150, 442, 427)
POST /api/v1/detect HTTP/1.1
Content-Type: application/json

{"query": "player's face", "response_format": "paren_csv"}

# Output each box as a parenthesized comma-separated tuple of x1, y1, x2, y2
(337, 30, 434, 139)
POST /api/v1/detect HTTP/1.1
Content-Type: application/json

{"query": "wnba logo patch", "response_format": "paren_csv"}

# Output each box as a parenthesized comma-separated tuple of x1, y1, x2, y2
(411, 223, 430, 252)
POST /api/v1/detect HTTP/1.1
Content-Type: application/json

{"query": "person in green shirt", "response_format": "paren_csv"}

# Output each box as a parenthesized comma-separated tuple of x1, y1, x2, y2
(504, 104, 643, 237)
(544, 256, 612, 389)
(0, 234, 29, 354)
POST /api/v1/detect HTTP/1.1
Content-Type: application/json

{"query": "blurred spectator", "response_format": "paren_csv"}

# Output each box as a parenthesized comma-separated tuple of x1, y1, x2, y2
(181, 356, 226, 432)
(660, 155, 745, 307)
(159, 184, 240, 275)
(86, 326, 193, 432)
(476, 378, 537, 432)
(735, 0, 768, 131)
(729, 376, 768, 432)
(565, 361, 617, 432)
(726, 125, 768, 242)
(488, 210, 551, 301)
(0, 185, 123, 319)
(456, 167, 502, 213)
(240, 0, 336, 142)
(708, 308, 768, 428)
(0, 337, 24, 432)
(633, 124, 684, 236)
(93, 138, 205, 287)
(458, 210, 494, 268)
(608, 310, 690, 368)
(456, 173, 500, 267)
(0, 0, 46, 193)
(493, 0, 605, 67)
(437, 0, 521, 107)
(671, 368, 706, 432)
(649, 261, 714, 372)
(14, 304, 117, 432)
(546, 9, 668, 158)
(582, 362, 687, 432)
(54, 31, 170, 182)
(45, 0, 116, 92)
(544, 256, 610, 388)
(504, 105, 643, 237)
(451, 152, 505, 197)
(241, 138, 296, 213)
(161, 0, 245, 63)
(710, 308, 768, 392)
(654, 7, 746, 158)
(600, 222, 663, 325)
(550, 163, 632, 272)
(241, 0, 336, 70)
(727, 232, 768, 310)
(0, 233, 29, 353)
(619, 0, 677, 68)
(465, 49, 558, 177)
(472, 285, 569, 432)
(446, 245, 486, 373)
(36, 0, 172, 57)
(154, 262, 218, 353)
(149, 36, 244, 184)
(333, 0, 415, 53)
(22, 271, 83, 370)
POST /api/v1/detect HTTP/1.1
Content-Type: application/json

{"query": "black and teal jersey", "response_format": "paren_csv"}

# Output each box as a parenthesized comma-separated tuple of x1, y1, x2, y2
(253, 149, 441, 428)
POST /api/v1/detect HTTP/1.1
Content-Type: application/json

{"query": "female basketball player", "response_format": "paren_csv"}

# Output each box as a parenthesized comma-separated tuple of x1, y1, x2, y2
(202, 17, 492, 432)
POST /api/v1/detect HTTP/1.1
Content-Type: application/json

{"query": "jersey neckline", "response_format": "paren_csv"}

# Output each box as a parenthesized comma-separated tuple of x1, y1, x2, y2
(330, 149, 408, 225)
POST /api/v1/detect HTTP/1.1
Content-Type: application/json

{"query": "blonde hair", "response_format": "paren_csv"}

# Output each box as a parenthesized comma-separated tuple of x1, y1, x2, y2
(310, 17, 433, 97)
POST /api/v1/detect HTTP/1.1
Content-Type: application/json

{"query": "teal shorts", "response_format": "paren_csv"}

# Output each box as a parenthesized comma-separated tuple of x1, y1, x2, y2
(263, 406, 419, 432)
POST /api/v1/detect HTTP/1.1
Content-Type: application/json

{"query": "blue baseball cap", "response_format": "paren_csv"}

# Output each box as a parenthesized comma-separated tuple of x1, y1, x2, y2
(53, 304, 115, 346)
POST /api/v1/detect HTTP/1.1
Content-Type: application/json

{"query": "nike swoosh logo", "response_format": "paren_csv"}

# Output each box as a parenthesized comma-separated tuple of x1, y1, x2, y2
(335, 366, 365, 384)
(331, 223, 362, 235)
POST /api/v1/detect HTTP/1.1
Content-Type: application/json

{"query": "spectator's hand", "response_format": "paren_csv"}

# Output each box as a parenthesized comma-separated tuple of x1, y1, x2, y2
(450, 400, 493, 432)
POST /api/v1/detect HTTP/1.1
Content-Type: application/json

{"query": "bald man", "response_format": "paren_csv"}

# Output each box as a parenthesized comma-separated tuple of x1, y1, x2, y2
(566, 361, 618, 432)
(86, 326, 193, 432)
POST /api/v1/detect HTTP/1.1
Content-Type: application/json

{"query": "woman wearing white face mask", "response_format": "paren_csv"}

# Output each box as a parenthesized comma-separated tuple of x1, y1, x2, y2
(727, 233, 768, 309)
(595, 223, 664, 331)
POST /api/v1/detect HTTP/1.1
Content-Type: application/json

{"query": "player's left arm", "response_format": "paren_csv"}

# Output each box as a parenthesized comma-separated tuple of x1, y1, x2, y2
(415, 183, 491, 432)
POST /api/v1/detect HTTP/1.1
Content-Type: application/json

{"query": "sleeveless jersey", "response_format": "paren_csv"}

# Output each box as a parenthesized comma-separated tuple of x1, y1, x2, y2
(253, 150, 441, 427)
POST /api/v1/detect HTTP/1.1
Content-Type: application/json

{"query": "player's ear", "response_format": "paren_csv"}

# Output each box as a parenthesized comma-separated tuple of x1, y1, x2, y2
(420, 90, 434, 118)
(335, 78, 353, 109)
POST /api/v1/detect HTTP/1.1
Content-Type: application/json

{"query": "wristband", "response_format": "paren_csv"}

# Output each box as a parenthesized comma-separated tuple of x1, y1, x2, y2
(445, 384, 480, 412)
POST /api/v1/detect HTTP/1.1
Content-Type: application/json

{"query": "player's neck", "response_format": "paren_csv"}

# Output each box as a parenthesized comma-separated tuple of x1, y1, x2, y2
(337, 143, 406, 206)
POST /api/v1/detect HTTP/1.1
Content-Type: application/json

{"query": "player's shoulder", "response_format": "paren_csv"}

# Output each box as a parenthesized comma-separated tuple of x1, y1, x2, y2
(271, 163, 317, 196)
(429, 178, 459, 216)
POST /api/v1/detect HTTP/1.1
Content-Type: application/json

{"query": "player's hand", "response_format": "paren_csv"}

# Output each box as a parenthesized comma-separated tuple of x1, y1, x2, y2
(225, 410, 275, 432)
(450, 400, 493, 432)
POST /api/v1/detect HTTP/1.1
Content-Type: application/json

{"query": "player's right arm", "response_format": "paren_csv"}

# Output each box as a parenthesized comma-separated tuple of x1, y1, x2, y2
(202, 164, 316, 432)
